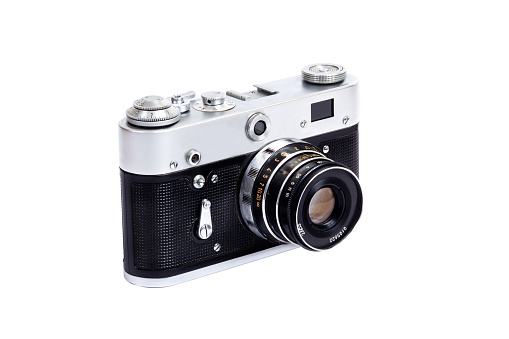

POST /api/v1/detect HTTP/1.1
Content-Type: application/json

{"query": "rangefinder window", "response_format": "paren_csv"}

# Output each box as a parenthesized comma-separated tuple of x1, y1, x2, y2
(311, 99, 334, 122)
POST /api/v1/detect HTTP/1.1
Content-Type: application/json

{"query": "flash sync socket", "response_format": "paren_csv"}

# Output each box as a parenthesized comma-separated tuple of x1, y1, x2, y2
(246, 113, 271, 141)
(186, 149, 201, 166)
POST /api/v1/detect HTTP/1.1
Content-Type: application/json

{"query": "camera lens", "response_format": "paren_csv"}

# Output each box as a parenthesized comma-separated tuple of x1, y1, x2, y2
(309, 187, 336, 225)
(253, 121, 266, 136)
(239, 139, 362, 251)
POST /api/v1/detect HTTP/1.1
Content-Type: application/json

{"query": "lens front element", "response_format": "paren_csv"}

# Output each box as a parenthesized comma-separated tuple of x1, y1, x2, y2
(309, 187, 336, 225)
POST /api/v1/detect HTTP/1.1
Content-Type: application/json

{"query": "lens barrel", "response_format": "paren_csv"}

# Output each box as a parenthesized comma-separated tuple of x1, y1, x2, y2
(239, 139, 362, 251)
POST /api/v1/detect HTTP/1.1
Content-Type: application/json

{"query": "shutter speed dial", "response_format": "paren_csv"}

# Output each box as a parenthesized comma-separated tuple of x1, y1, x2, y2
(193, 91, 236, 112)
(126, 91, 195, 127)
(133, 96, 171, 110)
(127, 95, 180, 127)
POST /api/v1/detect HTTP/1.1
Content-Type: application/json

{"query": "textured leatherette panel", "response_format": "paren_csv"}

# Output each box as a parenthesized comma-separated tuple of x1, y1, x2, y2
(317, 129, 359, 176)
(131, 165, 255, 270)
(121, 125, 359, 277)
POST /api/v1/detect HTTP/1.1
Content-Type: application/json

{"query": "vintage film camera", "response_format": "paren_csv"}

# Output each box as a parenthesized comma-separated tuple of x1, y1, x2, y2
(119, 63, 363, 287)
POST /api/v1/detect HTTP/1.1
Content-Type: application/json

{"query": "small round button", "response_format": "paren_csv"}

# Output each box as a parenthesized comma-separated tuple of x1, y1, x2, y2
(193, 92, 236, 112)
(201, 91, 225, 106)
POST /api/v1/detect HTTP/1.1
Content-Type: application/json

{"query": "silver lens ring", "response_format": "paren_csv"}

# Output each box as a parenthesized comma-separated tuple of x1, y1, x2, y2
(239, 138, 301, 241)
(239, 139, 327, 244)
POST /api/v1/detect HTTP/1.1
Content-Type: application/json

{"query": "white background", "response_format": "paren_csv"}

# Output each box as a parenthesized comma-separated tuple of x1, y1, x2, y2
(1, 1, 508, 338)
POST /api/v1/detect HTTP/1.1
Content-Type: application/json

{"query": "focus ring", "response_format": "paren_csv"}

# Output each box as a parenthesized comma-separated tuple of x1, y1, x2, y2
(277, 160, 333, 249)
(239, 140, 320, 242)
(238, 139, 301, 240)
(248, 144, 321, 242)
(273, 157, 331, 243)
(260, 150, 325, 243)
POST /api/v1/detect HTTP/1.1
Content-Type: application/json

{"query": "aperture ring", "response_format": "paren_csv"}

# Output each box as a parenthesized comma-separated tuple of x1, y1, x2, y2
(274, 157, 331, 243)
(262, 150, 325, 243)
(277, 159, 333, 248)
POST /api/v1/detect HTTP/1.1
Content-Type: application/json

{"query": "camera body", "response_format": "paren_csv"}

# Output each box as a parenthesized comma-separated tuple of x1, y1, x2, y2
(119, 64, 362, 287)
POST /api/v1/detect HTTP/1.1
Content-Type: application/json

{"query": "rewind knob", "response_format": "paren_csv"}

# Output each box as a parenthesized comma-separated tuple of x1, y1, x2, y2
(193, 91, 236, 112)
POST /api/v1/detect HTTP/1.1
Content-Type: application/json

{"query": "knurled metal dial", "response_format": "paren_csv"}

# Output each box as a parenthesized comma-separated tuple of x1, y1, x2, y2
(133, 95, 172, 110)
(301, 63, 347, 84)
(170, 90, 195, 113)
(126, 95, 181, 127)
(193, 91, 236, 112)
(202, 91, 225, 106)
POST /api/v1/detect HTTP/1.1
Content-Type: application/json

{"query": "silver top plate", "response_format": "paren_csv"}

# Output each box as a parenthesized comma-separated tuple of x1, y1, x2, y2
(119, 74, 359, 175)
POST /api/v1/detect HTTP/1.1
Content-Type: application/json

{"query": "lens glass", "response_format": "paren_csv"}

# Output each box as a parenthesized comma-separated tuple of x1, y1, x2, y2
(254, 121, 266, 136)
(308, 187, 336, 225)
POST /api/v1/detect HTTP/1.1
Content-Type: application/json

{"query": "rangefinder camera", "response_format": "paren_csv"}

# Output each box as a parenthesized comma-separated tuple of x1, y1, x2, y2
(119, 63, 363, 287)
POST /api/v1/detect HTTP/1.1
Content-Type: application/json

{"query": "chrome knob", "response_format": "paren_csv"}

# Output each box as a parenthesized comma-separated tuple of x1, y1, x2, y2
(301, 63, 347, 84)
(133, 95, 172, 110)
(193, 91, 236, 113)
(126, 95, 181, 127)
(170, 90, 195, 113)
(201, 91, 226, 106)
(171, 90, 195, 103)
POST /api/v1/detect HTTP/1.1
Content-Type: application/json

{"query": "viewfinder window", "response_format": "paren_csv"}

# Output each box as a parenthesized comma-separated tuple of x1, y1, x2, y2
(311, 99, 334, 122)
